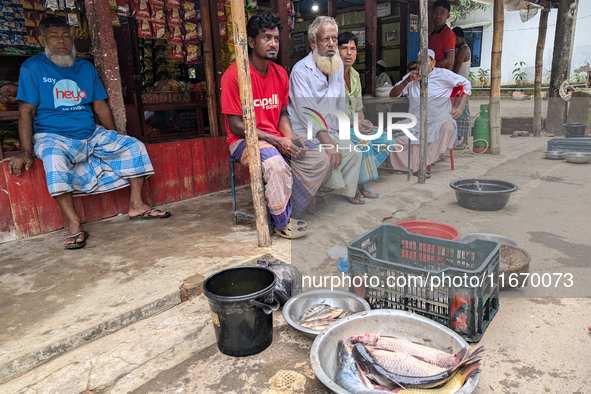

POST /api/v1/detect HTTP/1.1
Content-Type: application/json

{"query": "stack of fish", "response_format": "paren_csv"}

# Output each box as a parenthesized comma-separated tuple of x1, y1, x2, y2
(297, 303, 354, 331)
(335, 333, 484, 393)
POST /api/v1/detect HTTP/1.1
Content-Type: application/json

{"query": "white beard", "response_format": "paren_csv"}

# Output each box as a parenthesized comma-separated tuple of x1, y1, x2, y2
(312, 47, 342, 76)
(45, 46, 77, 67)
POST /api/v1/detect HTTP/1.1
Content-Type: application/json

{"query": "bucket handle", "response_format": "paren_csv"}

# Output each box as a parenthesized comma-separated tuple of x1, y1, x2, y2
(249, 298, 280, 314)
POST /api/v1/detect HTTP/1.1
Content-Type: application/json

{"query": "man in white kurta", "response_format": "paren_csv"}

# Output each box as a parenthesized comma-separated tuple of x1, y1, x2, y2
(288, 16, 363, 206)
(388, 49, 471, 175)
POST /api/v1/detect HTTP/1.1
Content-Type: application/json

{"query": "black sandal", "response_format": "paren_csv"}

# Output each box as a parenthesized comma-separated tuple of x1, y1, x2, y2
(413, 171, 431, 179)
(65, 231, 89, 249)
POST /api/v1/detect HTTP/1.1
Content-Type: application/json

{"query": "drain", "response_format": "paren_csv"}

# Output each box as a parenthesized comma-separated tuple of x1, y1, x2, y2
(269, 369, 306, 391)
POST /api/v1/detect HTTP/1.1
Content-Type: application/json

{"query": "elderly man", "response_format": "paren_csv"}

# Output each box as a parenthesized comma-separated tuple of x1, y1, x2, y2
(388, 49, 471, 177)
(221, 12, 329, 237)
(288, 16, 364, 206)
(429, 0, 456, 69)
(1, 17, 170, 249)
(376, 60, 392, 88)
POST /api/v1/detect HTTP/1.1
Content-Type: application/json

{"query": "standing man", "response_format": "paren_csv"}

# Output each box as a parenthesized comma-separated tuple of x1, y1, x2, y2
(289, 16, 364, 205)
(429, 0, 456, 69)
(1, 17, 170, 250)
(452, 26, 472, 150)
(221, 12, 329, 238)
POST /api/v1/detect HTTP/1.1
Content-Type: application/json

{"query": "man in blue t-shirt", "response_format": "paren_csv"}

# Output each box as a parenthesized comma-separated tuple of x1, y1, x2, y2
(0, 17, 171, 249)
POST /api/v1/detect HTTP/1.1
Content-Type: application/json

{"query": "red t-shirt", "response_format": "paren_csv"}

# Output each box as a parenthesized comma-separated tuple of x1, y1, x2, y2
(221, 61, 289, 147)
(429, 25, 456, 65)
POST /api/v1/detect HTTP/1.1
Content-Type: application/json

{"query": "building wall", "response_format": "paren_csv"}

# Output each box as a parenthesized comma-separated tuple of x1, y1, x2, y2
(456, 2, 591, 85)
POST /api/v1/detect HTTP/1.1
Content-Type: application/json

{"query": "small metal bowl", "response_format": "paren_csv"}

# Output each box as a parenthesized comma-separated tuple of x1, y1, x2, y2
(282, 289, 370, 338)
(460, 233, 521, 248)
(543, 151, 565, 160)
(565, 152, 591, 164)
(310, 310, 480, 394)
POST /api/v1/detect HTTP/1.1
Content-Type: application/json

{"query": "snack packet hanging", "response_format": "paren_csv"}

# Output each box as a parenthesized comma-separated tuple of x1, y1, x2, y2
(186, 44, 199, 64)
(150, 2, 165, 22)
(166, 0, 179, 7)
(169, 25, 182, 42)
(171, 43, 184, 61)
(182, 2, 197, 22)
(152, 21, 166, 38)
(135, 0, 150, 19)
(167, 7, 181, 25)
(137, 19, 152, 37)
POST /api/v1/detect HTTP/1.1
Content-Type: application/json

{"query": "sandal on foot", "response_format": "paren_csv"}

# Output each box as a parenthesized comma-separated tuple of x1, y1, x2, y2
(65, 231, 89, 249)
(347, 191, 366, 205)
(129, 208, 172, 221)
(360, 189, 379, 199)
(413, 171, 431, 179)
(274, 221, 308, 239)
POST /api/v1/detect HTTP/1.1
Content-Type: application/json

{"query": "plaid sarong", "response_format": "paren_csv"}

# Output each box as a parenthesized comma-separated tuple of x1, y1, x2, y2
(350, 132, 392, 184)
(34, 126, 154, 197)
(456, 101, 472, 138)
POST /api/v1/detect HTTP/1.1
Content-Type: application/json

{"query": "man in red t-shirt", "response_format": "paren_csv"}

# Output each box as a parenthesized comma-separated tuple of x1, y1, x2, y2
(429, 0, 456, 69)
(221, 12, 329, 239)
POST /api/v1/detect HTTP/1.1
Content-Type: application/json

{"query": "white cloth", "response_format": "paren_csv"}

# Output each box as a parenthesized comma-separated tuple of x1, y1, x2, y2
(288, 51, 346, 145)
(376, 72, 392, 88)
(457, 44, 471, 80)
(391, 67, 472, 149)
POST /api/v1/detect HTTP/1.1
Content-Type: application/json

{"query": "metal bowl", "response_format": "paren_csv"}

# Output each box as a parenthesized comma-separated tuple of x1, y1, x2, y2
(564, 152, 591, 164)
(543, 151, 565, 160)
(460, 233, 521, 248)
(310, 309, 480, 394)
(282, 289, 371, 338)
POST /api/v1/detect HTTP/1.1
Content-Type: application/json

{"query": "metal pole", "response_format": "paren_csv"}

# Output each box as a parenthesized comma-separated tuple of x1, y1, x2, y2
(230, 0, 272, 247)
(417, 0, 429, 183)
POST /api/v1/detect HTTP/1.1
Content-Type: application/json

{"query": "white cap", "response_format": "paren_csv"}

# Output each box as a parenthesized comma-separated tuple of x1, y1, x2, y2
(377, 59, 388, 68)
(417, 49, 436, 60)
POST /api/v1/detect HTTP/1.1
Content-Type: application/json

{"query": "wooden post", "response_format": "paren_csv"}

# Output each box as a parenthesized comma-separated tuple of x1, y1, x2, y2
(548, 0, 579, 135)
(533, 7, 549, 137)
(199, 0, 219, 136)
(84, 0, 127, 133)
(271, 0, 291, 72)
(417, 0, 429, 184)
(364, 0, 377, 96)
(489, 0, 504, 155)
(209, 0, 226, 135)
(230, 0, 271, 247)
(328, 0, 337, 19)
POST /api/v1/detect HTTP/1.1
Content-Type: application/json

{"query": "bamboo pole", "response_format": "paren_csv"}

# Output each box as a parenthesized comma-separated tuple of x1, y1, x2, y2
(364, 0, 377, 96)
(489, 0, 504, 155)
(199, 0, 219, 137)
(533, 8, 549, 137)
(229, 0, 271, 247)
(417, 0, 429, 184)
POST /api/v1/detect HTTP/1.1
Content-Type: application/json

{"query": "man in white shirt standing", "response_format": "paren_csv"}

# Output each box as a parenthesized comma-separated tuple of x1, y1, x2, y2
(388, 49, 471, 177)
(288, 16, 364, 207)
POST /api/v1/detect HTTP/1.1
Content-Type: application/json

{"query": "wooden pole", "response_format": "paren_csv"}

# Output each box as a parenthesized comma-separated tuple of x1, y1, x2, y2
(364, 0, 377, 96)
(328, 0, 337, 19)
(199, 0, 219, 136)
(417, 0, 429, 184)
(230, 0, 272, 247)
(489, 0, 504, 155)
(271, 0, 291, 72)
(533, 7, 549, 137)
(548, 0, 579, 135)
(209, 0, 226, 134)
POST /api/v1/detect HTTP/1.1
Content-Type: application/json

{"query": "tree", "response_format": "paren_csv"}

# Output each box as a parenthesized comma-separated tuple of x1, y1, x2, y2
(450, 0, 490, 24)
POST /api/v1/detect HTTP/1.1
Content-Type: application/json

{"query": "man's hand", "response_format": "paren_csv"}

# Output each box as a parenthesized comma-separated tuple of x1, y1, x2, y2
(325, 146, 342, 170)
(0, 152, 34, 176)
(291, 140, 308, 160)
(359, 119, 374, 135)
(274, 137, 292, 157)
(451, 103, 465, 119)
(408, 71, 420, 82)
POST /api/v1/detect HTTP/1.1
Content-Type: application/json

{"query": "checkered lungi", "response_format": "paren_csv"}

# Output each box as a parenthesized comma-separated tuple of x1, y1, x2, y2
(456, 101, 472, 138)
(34, 126, 154, 197)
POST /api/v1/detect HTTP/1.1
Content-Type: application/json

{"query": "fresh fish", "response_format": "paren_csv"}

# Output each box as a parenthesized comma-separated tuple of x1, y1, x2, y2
(334, 340, 394, 394)
(338, 311, 355, 319)
(351, 333, 468, 368)
(300, 318, 339, 330)
(300, 307, 344, 323)
(392, 363, 481, 394)
(352, 344, 484, 389)
(367, 347, 449, 377)
(298, 303, 331, 321)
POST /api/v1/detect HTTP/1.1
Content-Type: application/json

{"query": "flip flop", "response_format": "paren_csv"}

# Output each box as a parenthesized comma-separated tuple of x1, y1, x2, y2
(360, 189, 379, 199)
(274, 221, 308, 239)
(129, 208, 172, 221)
(347, 191, 366, 205)
(65, 231, 89, 249)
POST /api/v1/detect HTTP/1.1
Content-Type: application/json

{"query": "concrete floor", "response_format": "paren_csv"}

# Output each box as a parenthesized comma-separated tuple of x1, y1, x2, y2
(1, 135, 590, 394)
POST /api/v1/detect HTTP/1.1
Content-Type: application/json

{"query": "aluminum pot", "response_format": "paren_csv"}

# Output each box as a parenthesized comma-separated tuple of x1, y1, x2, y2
(564, 152, 591, 164)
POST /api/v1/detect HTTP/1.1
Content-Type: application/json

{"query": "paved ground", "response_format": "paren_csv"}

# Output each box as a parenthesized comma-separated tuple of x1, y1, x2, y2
(1, 135, 590, 394)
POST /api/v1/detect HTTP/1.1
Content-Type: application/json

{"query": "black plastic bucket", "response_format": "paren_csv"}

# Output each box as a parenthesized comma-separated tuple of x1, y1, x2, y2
(203, 266, 279, 357)
(563, 123, 588, 138)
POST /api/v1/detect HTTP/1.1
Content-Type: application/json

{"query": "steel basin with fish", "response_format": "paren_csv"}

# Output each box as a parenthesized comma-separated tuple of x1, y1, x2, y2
(310, 309, 480, 394)
(283, 289, 371, 338)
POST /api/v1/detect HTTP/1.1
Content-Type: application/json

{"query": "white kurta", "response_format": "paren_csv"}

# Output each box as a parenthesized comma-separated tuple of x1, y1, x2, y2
(391, 67, 472, 149)
(288, 52, 346, 145)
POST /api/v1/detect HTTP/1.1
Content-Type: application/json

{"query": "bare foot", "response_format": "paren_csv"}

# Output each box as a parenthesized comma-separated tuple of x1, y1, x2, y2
(316, 196, 327, 209)
(306, 197, 322, 215)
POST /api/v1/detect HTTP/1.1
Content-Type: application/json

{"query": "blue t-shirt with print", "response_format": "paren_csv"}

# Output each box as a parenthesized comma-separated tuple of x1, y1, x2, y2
(16, 53, 109, 140)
